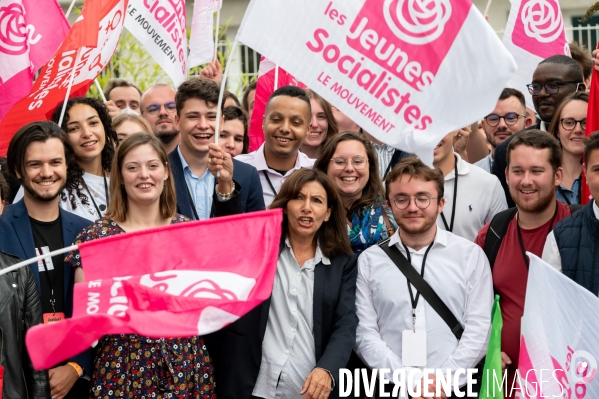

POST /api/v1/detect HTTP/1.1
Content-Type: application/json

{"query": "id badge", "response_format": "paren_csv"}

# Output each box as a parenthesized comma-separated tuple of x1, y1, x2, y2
(43, 312, 65, 324)
(402, 329, 427, 367)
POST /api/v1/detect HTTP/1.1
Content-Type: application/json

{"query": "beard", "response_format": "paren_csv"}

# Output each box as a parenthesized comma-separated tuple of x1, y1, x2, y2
(512, 185, 555, 213)
(396, 210, 438, 235)
(22, 178, 66, 202)
(155, 130, 179, 146)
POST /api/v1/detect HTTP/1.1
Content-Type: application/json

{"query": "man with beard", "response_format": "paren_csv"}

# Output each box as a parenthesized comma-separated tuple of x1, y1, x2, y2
(355, 157, 492, 397)
(475, 130, 575, 397)
(141, 84, 180, 154)
(492, 56, 585, 206)
(475, 88, 533, 173)
(0, 121, 92, 399)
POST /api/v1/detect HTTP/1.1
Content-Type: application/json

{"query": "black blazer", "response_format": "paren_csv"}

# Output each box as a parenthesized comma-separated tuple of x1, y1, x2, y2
(207, 252, 358, 399)
(0, 199, 92, 373)
(168, 149, 264, 219)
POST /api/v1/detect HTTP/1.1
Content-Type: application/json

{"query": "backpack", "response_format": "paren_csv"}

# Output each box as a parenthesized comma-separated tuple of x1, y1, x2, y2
(483, 204, 583, 269)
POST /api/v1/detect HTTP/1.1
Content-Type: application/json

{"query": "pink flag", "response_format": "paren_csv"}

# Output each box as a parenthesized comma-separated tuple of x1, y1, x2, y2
(0, 0, 127, 156)
(26, 210, 282, 370)
(188, 0, 221, 68)
(248, 57, 305, 152)
(0, 0, 69, 123)
(502, 0, 570, 109)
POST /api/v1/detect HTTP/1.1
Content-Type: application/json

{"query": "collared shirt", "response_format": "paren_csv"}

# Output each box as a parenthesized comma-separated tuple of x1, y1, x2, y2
(178, 146, 214, 220)
(437, 153, 508, 241)
(371, 141, 396, 180)
(543, 201, 599, 271)
(556, 174, 581, 205)
(355, 229, 492, 393)
(253, 239, 330, 399)
(235, 144, 315, 207)
(473, 153, 493, 173)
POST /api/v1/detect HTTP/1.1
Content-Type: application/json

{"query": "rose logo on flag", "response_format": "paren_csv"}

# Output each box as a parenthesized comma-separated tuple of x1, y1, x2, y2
(383, 0, 452, 45)
(0, 2, 27, 55)
(520, 0, 563, 43)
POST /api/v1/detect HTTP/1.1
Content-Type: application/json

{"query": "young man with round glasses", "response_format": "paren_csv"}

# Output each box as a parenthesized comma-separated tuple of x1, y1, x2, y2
(355, 156, 492, 397)
(475, 88, 534, 173)
(140, 83, 180, 154)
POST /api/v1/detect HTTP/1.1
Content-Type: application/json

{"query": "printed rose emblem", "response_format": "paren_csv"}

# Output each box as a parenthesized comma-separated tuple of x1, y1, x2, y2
(384, 0, 452, 45)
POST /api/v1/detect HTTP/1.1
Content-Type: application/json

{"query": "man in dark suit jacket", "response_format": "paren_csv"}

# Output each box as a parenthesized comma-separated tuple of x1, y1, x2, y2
(208, 250, 357, 399)
(0, 121, 92, 399)
(492, 55, 586, 207)
(169, 77, 264, 220)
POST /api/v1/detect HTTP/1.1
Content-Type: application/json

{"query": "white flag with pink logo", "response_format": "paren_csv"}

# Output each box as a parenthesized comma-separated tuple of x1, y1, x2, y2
(502, 0, 570, 109)
(189, 0, 222, 68)
(237, 0, 516, 164)
(517, 254, 599, 398)
(0, 0, 69, 122)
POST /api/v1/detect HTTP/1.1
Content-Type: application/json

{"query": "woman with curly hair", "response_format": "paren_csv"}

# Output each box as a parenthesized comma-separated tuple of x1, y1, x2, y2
(53, 97, 119, 221)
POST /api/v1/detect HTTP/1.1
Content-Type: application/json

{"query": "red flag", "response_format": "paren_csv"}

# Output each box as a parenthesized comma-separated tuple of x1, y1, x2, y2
(26, 210, 282, 370)
(0, 0, 127, 156)
(0, 0, 70, 123)
(582, 44, 599, 205)
(248, 57, 305, 152)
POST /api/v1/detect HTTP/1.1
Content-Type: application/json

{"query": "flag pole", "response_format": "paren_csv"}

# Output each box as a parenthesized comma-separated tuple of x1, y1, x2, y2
(94, 79, 107, 102)
(57, 48, 83, 127)
(483, 0, 493, 18)
(0, 245, 79, 277)
(274, 65, 279, 91)
(214, 37, 239, 147)
(213, 5, 221, 62)
(64, 0, 77, 19)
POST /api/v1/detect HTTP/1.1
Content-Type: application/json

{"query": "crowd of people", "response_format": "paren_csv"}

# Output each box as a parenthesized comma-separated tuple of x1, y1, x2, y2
(0, 41, 596, 399)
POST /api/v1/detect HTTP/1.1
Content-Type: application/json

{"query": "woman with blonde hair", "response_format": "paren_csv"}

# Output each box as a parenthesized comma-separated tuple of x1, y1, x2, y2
(112, 113, 153, 143)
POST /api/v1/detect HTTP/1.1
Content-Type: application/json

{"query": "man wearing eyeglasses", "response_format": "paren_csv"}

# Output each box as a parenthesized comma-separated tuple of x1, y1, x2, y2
(355, 156, 492, 397)
(140, 83, 180, 154)
(475, 88, 533, 173)
(492, 55, 585, 207)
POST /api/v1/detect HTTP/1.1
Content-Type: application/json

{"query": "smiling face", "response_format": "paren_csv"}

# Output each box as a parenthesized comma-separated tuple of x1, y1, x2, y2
(301, 99, 329, 151)
(219, 119, 245, 157)
(507, 145, 562, 213)
(482, 96, 527, 148)
(121, 144, 168, 207)
(556, 99, 587, 157)
(285, 180, 331, 242)
(65, 103, 106, 165)
(584, 148, 599, 202)
(263, 95, 310, 160)
(176, 98, 222, 156)
(19, 138, 67, 202)
(326, 139, 369, 203)
(387, 174, 444, 236)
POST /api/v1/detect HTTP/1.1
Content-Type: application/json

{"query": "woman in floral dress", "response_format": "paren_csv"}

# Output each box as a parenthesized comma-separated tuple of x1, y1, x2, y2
(66, 134, 229, 398)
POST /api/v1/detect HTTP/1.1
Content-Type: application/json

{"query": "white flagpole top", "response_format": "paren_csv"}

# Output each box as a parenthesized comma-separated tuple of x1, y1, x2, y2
(0, 244, 79, 277)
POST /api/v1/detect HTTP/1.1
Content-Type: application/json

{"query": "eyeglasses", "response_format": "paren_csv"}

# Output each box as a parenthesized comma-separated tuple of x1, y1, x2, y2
(526, 81, 582, 96)
(391, 195, 439, 210)
(330, 156, 368, 170)
(560, 118, 587, 131)
(143, 102, 176, 115)
(484, 113, 524, 127)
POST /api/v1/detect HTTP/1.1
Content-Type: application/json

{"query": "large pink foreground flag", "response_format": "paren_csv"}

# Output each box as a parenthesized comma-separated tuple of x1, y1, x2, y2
(248, 57, 305, 152)
(0, 0, 69, 123)
(238, 0, 516, 165)
(502, 0, 569, 109)
(26, 210, 282, 370)
(517, 254, 599, 398)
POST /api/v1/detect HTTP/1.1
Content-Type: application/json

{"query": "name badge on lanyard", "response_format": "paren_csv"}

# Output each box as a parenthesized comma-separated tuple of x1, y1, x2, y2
(402, 329, 427, 367)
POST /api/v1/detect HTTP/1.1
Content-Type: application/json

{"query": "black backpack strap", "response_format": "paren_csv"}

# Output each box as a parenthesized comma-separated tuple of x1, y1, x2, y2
(378, 238, 464, 340)
(569, 204, 583, 214)
(483, 208, 518, 270)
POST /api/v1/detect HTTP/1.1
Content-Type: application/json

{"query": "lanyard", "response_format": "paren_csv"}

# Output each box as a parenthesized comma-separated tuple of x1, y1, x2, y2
(402, 241, 434, 331)
(39, 253, 59, 314)
(83, 173, 109, 219)
(186, 184, 201, 221)
(262, 170, 278, 196)
(516, 201, 559, 269)
(440, 156, 458, 232)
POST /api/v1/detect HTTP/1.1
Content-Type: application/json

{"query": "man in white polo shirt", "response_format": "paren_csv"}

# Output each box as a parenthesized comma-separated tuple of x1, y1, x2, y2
(433, 132, 507, 241)
(236, 86, 314, 207)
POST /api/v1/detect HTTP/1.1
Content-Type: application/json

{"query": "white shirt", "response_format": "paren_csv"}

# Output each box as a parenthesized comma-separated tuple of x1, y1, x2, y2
(543, 201, 599, 271)
(355, 228, 492, 394)
(473, 153, 492, 173)
(437, 153, 507, 241)
(235, 144, 314, 207)
(13, 172, 109, 222)
(253, 239, 328, 399)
